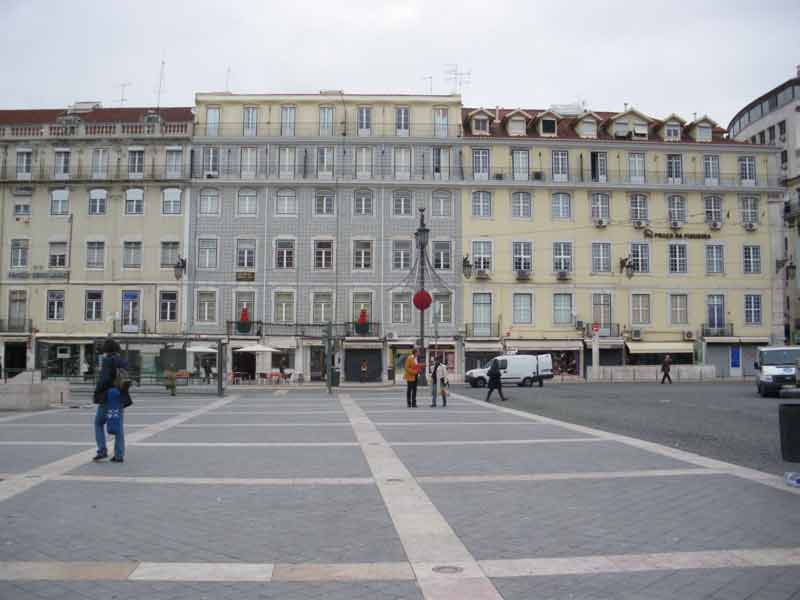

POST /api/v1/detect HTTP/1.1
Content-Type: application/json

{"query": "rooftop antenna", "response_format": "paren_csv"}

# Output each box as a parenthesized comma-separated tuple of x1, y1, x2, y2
(444, 64, 471, 95)
(422, 76, 433, 95)
(115, 82, 131, 106)
(225, 66, 232, 92)
(155, 59, 166, 113)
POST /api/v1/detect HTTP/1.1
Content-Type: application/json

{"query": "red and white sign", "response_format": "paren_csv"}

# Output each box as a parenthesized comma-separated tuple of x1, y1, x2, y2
(591, 322, 600, 333)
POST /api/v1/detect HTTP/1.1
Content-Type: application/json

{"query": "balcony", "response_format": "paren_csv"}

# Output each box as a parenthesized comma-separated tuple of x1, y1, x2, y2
(1, 163, 191, 183)
(112, 320, 149, 335)
(465, 322, 501, 338)
(226, 321, 348, 338)
(584, 322, 621, 337)
(0, 121, 191, 140)
(0, 319, 32, 334)
(193, 121, 463, 139)
(702, 323, 734, 337)
(346, 321, 381, 337)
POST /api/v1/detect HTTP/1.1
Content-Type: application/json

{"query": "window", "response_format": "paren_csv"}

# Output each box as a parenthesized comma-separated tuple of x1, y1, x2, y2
(46, 242, 66, 268)
(319, 106, 334, 136)
(591, 242, 611, 273)
(512, 149, 529, 181)
(739, 156, 756, 183)
(88, 189, 107, 215)
(614, 121, 628, 137)
(553, 241, 572, 272)
(630, 194, 648, 222)
(590, 151, 607, 182)
(743, 245, 761, 273)
(8, 290, 27, 327)
(707, 294, 725, 328)
(357, 106, 371, 135)
(551, 192, 571, 219)
(740, 196, 759, 224)
(87, 241, 105, 269)
(122, 241, 142, 268)
(704, 196, 722, 223)
(235, 291, 255, 321)
(579, 119, 597, 138)
(125, 189, 143, 215)
(352, 292, 372, 321)
(274, 292, 295, 322)
(702, 155, 719, 185)
(10, 239, 29, 268)
(591, 193, 610, 220)
(275, 239, 294, 269)
(745, 294, 762, 325)
(82, 290, 103, 321)
(433, 107, 449, 137)
(197, 291, 216, 322)
(473, 117, 489, 134)
(54, 150, 70, 178)
(16, 150, 32, 179)
(199, 189, 219, 215)
(628, 152, 645, 183)
(206, 106, 220, 136)
(705, 244, 724, 274)
(668, 243, 687, 273)
(161, 188, 181, 215)
(553, 293, 573, 324)
(433, 147, 450, 180)
(237, 239, 256, 269)
(279, 147, 295, 178)
(541, 118, 557, 135)
(203, 147, 219, 176)
(393, 191, 412, 216)
(315, 191, 335, 215)
(317, 146, 334, 177)
(276, 189, 297, 215)
(243, 106, 257, 136)
(779, 120, 787, 137)
(432, 191, 452, 217)
(47, 290, 65, 321)
(356, 147, 372, 179)
(552, 150, 569, 182)
(433, 241, 451, 270)
(665, 122, 681, 141)
(668, 195, 687, 223)
(50, 189, 69, 215)
(280, 106, 296, 136)
(513, 293, 533, 324)
(670, 294, 688, 324)
(472, 191, 491, 217)
(160, 241, 179, 268)
(472, 148, 489, 179)
(768, 125, 776, 144)
(240, 147, 257, 178)
(513, 241, 532, 271)
(592, 293, 612, 326)
(312, 292, 333, 323)
(353, 189, 373, 216)
(353, 240, 372, 270)
(631, 294, 650, 325)
(472, 240, 492, 270)
(314, 240, 333, 270)
(629, 242, 650, 273)
(237, 188, 257, 215)
(392, 240, 412, 270)
(512, 192, 532, 218)
(391, 293, 412, 323)
(393, 147, 411, 180)
(666, 154, 683, 183)
(509, 118, 526, 136)
(166, 149, 182, 178)
(783, 150, 789, 166)
(13, 196, 31, 217)
(197, 239, 217, 269)
(433, 293, 452, 323)
(128, 149, 144, 178)
(159, 291, 177, 322)
(472, 293, 492, 331)
(396, 106, 410, 135)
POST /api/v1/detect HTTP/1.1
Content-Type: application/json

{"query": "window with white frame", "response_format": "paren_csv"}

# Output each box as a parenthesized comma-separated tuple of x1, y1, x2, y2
(160, 291, 177, 321)
(630, 194, 648, 222)
(628, 152, 645, 183)
(472, 148, 489, 179)
(704, 196, 722, 223)
(235, 291, 255, 321)
(591, 242, 611, 273)
(433, 293, 452, 323)
(512, 191, 532, 218)
(629, 242, 650, 273)
(276, 189, 296, 215)
(512, 149, 529, 181)
(509, 118, 526, 136)
(591, 193, 610, 220)
(314, 240, 333, 270)
(551, 192, 571, 218)
(160, 241, 179, 268)
(614, 120, 629, 137)
(353, 189, 373, 216)
(86, 241, 105, 269)
(161, 188, 181, 215)
(740, 196, 759, 224)
(85, 290, 103, 321)
(50, 189, 69, 215)
(592, 293, 612, 326)
(315, 191, 335, 215)
(88, 189, 107, 215)
(590, 151, 607, 182)
(274, 292, 295, 322)
(206, 106, 220, 136)
(553, 241, 573, 272)
(433, 147, 450, 179)
(670, 294, 688, 324)
(743, 245, 761, 273)
(472, 117, 489, 134)
(579, 119, 597, 138)
(123, 241, 142, 269)
(665, 122, 681, 141)
(280, 106, 296, 136)
(707, 294, 725, 328)
(738, 156, 756, 183)
(393, 191, 412, 216)
(237, 239, 256, 269)
(513, 293, 533, 324)
(471, 240, 491, 271)
(552, 150, 569, 182)
(667, 195, 687, 223)
(703, 155, 719, 183)
(47, 290, 65, 320)
(203, 147, 219, 176)
(275, 239, 294, 269)
(166, 149, 182, 178)
(243, 106, 258, 136)
(124, 189, 143, 215)
(357, 106, 371, 135)
(319, 106, 334, 136)
(196, 291, 216, 322)
(54, 150, 70, 177)
(199, 189, 219, 215)
(745, 294, 762, 325)
(10, 239, 28, 268)
(391, 293, 412, 323)
(472, 191, 491, 217)
(237, 189, 257, 215)
(705, 244, 724, 274)
(317, 146, 334, 177)
(666, 154, 683, 183)
(631, 294, 650, 324)
(513, 241, 532, 271)
(240, 147, 257, 178)
(197, 239, 217, 269)
(395, 106, 410, 135)
(356, 147, 372, 179)
(13, 195, 31, 217)
(541, 118, 557, 135)
(353, 240, 372, 270)
(433, 107, 448, 137)
(16, 150, 32, 179)
(312, 292, 333, 323)
(128, 149, 144, 178)
(392, 240, 412, 270)
(433, 241, 451, 270)
(668, 243, 687, 273)
(697, 125, 712, 142)
(279, 146, 295, 178)
(431, 191, 452, 217)
(553, 293, 573, 324)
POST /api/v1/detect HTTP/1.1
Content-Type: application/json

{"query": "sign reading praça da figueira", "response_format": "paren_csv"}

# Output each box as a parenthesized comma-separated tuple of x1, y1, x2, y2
(642, 228, 710, 240)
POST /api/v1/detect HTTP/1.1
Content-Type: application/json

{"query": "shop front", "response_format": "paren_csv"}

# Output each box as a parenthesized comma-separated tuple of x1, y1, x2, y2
(704, 336, 768, 378)
(505, 339, 584, 375)
(343, 340, 383, 382)
(625, 341, 696, 366)
(464, 341, 503, 373)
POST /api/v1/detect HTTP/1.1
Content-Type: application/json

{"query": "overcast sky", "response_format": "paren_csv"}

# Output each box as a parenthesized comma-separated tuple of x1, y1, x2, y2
(2, 0, 799, 125)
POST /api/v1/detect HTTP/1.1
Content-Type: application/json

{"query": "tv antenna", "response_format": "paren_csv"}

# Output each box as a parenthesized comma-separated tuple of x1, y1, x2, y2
(422, 76, 433, 95)
(225, 66, 232, 92)
(115, 82, 131, 106)
(155, 59, 166, 112)
(444, 64, 471, 95)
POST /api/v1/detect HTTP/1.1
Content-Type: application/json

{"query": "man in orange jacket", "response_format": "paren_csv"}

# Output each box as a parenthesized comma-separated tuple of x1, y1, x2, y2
(404, 348, 422, 408)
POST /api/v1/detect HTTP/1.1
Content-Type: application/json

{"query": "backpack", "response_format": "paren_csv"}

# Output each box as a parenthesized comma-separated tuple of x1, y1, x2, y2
(112, 358, 130, 389)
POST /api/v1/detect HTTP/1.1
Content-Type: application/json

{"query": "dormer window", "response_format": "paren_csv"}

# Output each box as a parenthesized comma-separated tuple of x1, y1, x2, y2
(632, 122, 648, 139)
(473, 117, 489, 134)
(509, 118, 526, 136)
(614, 121, 629, 137)
(665, 122, 681, 141)
(541, 118, 557, 136)
(696, 125, 712, 142)
(578, 120, 597, 138)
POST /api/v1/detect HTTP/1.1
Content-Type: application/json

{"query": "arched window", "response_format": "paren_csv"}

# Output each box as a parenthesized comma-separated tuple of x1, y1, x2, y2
(551, 192, 571, 219)
(629, 194, 648, 222)
(161, 188, 182, 215)
(88, 189, 107, 216)
(667, 195, 687, 223)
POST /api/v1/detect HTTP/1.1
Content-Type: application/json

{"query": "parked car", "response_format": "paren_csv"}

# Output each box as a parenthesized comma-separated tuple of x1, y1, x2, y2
(754, 346, 800, 397)
(466, 353, 553, 387)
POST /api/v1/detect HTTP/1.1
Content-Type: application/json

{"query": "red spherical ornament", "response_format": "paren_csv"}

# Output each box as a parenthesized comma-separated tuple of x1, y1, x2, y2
(413, 289, 433, 311)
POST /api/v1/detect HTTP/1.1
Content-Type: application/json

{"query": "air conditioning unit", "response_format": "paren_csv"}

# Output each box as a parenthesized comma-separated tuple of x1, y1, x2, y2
(594, 218, 608, 228)
(493, 173, 504, 180)
(683, 330, 695, 341)
(475, 269, 490, 280)
(556, 270, 570, 281)
(630, 328, 643, 341)
(709, 220, 722, 230)
(515, 270, 531, 281)
(532, 171, 544, 181)
(633, 220, 645, 229)
(575, 320, 585, 330)
(670, 220, 681, 229)
(386, 331, 398, 341)
(744, 222, 757, 231)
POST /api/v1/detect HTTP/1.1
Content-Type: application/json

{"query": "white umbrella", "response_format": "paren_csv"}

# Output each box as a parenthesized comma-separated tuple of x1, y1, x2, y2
(187, 346, 218, 353)
(235, 344, 278, 353)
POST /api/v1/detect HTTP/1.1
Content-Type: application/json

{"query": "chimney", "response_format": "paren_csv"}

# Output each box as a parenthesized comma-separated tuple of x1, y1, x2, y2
(494, 105, 501, 123)
(796, 64, 800, 78)
(623, 102, 628, 112)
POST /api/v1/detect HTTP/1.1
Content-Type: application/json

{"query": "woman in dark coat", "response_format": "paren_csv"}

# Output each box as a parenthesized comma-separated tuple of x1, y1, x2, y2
(485, 359, 507, 402)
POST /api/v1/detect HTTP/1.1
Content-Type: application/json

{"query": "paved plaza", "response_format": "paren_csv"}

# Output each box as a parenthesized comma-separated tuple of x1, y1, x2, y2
(0, 387, 799, 599)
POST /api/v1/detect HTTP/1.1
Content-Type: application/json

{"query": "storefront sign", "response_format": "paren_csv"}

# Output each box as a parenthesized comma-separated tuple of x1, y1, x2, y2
(236, 271, 255, 282)
(643, 228, 710, 240)
(9, 271, 70, 280)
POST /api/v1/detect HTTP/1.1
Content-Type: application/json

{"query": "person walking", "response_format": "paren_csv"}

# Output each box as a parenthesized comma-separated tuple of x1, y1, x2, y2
(431, 357, 449, 407)
(96, 380, 131, 463)
(164, 364, 177, 396)
(202, 359, 213, 384)
(404, 349, 422, 408)
(485, 358, 507, 402)
(661, 354, 673, 384)
(93, 338, 130, 461)
(360, 359, 368, 383)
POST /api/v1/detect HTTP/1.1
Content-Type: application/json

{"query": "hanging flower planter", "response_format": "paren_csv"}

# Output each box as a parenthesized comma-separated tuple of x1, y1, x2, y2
(236, 305, 251, 335)
(354, 308, 369, 335)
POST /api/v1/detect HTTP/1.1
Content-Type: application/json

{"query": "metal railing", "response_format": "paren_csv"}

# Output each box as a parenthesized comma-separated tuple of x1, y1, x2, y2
(0, 121, 191, 140)
(2, 163, 191, 182)
(702, 323, 734, 337)
(0, 318, 32, 333)
(194, 122, 463, 139)
(465, 322, 501, 338)
(226, 320, 350, 338)
(583, 322, 621, 337)
(112, 320, 149, 334)
(346, 321, 381, 337)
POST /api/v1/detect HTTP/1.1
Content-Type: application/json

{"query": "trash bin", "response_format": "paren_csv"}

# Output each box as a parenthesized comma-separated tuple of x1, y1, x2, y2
(330, 368, 340, 387)
(779, 404, 800, 462)
(388, 367, 395, 382)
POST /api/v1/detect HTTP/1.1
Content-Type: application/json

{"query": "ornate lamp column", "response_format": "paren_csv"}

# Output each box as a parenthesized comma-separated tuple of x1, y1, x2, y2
(413, 208, 432, 386)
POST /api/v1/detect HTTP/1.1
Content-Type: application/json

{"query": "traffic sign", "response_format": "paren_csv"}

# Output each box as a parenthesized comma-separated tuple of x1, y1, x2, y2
(591, 322, 600, 333)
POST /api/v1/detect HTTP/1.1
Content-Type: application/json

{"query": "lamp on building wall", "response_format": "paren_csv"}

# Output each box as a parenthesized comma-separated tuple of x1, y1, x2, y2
(462, 255, 473, 279)
(620, 256, 634, 278)
(173, 257, 187, 280)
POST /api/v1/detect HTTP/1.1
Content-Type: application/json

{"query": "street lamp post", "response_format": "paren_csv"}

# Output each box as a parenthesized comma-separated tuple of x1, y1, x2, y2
(414, 208, 430, 386)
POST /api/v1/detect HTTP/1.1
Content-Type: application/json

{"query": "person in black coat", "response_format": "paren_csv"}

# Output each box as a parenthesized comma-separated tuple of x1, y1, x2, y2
(485, 359, 507, 402)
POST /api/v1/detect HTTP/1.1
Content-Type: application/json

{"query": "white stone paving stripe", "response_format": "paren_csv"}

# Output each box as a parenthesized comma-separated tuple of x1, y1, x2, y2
(373, 421, 543, 426)
(417, 468, 725, 484)
(392, 438, 601, 447)
(338, 393, 504, 600)
(0, 409, 69, 423)
(0, 441, 93, 446)
(172, 423, 352, 427)
(129, 562, 273, 582)
(52, 475, 374, 486)
(451, 391, 800, 496)
(131, 442, 359, 447)
(0, 395, 237, 504)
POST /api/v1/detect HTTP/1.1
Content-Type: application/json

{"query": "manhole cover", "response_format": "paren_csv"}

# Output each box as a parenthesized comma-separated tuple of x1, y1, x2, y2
(433, 565, 463, 574)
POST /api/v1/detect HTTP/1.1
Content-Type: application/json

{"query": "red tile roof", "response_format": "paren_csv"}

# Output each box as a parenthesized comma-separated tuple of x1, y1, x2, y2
(0, 106, 193, 125)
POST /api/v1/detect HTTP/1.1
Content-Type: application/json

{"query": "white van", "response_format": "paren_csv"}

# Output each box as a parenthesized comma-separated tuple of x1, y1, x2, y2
(754, 346, 800, 397)
(466, 353, 553, 388)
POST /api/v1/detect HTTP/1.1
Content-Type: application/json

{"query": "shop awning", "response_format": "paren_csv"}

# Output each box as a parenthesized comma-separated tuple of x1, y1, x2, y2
(626, 342, 695, 354)
(464, 341, 503, 352)
(387, 338, 416, 346)
(265, 336, 296, 349)
(583, 338, 625, 349)
(507, 340, 583, 352)
(704, 336, 738, 344)
(738, 337, 770, 344)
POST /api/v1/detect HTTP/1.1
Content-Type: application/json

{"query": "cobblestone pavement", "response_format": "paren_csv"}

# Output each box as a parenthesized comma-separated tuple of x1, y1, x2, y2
(0, 387, 799, 599)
